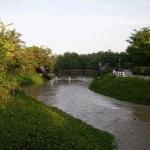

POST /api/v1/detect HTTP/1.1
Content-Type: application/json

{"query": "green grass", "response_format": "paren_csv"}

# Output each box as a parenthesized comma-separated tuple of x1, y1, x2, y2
(18, 73, 44, 86)
(0, 91, 116, 150)
(90, 74, 150, 105)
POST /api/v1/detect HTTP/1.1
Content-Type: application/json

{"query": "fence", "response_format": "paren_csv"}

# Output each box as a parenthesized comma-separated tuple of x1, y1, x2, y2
(113, 70, 125, 77)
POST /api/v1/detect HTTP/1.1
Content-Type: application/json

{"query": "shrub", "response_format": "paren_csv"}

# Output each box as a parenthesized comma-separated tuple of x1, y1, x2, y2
(90, 74, 150, 105)
(18, 73, 44, 86)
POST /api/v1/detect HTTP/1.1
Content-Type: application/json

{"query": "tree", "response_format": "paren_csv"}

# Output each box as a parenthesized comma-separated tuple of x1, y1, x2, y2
(126, 27, 150, 66)
(56, 52, 80, 70)
(0, 20, 56, 101)
(0, 21, 20, 100)
(6, 29, 24, 49)
(0, 21, 12, 37)
(24, 46, 54, 73)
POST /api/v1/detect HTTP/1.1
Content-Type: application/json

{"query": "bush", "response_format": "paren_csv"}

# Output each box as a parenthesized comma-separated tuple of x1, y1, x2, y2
(90, 74, 150, 105)
(18, 73, 44, 86)
(0, 74, 19, 103)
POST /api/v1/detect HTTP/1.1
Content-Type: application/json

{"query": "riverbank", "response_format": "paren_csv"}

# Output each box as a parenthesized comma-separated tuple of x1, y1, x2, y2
(0, 75, 116, 150)
(90, 74, 150, 105)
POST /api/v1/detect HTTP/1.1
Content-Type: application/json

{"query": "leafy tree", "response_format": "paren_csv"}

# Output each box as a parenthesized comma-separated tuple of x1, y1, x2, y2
(126, 27, 150, 66)
(0, 21, 20, 100)
(0, 20, 55, 100)
(24, 46, 54, 73)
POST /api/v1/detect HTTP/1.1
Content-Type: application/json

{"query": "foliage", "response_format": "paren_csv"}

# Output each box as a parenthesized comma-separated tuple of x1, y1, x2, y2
(90, 74, 150, 105)
(24, 46, 55, 73)
(18, 73, 44, 86)
(0, 20, 55, 100)
(0, 91, 116, 150)
(55, 51, 129, 71)
(132, 66, 150, 76)
(126, 27, 150, 66)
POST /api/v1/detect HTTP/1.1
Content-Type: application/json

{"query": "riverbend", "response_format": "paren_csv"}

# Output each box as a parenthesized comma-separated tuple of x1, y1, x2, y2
(27, 77, 150, 150)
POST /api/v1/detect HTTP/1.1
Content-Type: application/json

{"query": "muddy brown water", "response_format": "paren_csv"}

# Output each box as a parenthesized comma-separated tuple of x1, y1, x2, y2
(24, 78, 150, 150)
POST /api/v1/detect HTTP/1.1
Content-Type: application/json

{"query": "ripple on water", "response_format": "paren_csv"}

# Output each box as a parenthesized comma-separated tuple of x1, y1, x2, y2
(35, 79, 150, 150)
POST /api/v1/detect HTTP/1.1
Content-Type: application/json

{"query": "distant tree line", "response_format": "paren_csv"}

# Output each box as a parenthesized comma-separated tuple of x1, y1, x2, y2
(55, 51, 128, 71)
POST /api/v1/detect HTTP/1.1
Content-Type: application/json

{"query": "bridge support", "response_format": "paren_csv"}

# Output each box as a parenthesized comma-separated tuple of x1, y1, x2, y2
(69, 76, 71, 84)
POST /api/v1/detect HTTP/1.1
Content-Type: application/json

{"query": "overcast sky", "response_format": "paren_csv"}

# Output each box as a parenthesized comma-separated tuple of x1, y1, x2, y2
(0, 0, 150, 54)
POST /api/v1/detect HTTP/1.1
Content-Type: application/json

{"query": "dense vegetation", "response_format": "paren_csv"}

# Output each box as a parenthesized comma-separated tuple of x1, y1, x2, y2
(0, 21, 54, 100)
(126, 27, 150, 66)
(55, 51, 128, 71)
(90, 74, 150, 105)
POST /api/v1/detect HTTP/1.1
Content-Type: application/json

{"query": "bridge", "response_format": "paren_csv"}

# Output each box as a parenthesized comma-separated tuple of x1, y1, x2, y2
(49, 76, 93, 86)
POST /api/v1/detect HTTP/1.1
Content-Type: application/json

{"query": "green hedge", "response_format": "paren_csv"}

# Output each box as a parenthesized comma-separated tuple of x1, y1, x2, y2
(90, 74, 150, 105)
(18, 73, 44, 86)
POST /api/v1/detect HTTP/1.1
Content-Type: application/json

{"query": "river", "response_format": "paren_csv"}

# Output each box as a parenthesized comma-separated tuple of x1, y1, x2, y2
(25, 77, 150, 150)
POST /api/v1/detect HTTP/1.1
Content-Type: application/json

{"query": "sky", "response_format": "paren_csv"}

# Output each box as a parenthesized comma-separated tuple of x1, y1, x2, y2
(0, 0, 150, 54)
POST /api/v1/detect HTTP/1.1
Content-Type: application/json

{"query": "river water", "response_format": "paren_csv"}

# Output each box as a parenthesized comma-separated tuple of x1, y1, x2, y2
(26, 77, 150, 150)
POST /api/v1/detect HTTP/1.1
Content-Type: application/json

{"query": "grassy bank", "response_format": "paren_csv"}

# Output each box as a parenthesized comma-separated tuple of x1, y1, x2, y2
(0, 92, 115, 150)
(0, 75, 116, 150)
(90, 74, 150, 105)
